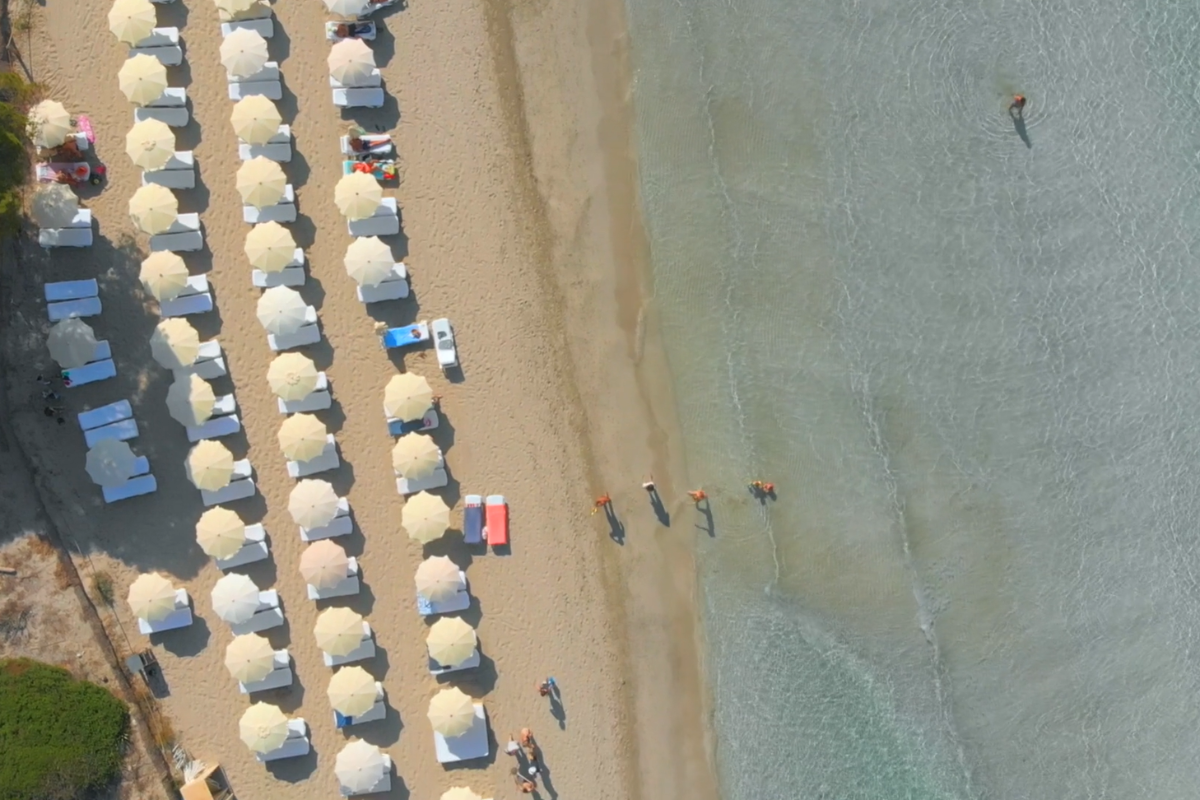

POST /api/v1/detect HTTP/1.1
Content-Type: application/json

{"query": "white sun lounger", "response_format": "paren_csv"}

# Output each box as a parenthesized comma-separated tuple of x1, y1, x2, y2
(200, 459, 254, 505)
(241, 123, 290, 145)
(322, 622, 375, 667)
(62, 345, 116, 387)
(38, 228, 94, 248)
(227, 62, 280, 84)
(134, 105, 189, 127)
(131, 44, 183, 67)
(347, 197, 398, 237)
(243, 184, 295, 224)
(429, 646, 481, 676)
(267, 306, 320, 351)
(238, 140, 292, 162)
(329, 69, 382, 89)
(396, 465, 448, 496)
(175, 340, 225, 379)
(357, 267, 409, 303)
(417, 570, 469, 616)
(307, 557, 359, 600)
(78, 400, 131, 431)
(332, 87, 385, 109)
(138, 589, 193, 634)
(147, 86, 187, 107)
(44, 208, 93, 230)
(228, 80, 282, 102)
(227, 588, 285, 635)
(433, 704, 489, 764)
(186, 412, 240, 443)
(339, 134, 392, 157)
(142, 152, 196, 190)
(46, 279, 97, 302)
(252, 261, 305, 288)
(149, 230, 203, 252)
(221, 17, 273, 38)
(239, 650, 292, 694)
(84, 418, 139, 448)
(104, 474, 157, 503)
(47, 297, 100, 321)
(134, 27, 179, 47)
(215, 523, 270, 572)
(155, 211, 201, 233)
(334, 684, 385, 728)
(256, 719, 309, 762)
(299, 495, 351, 541)
(278, 372, 330, 414)
(286, 435, 339, 478)
(160, 292, 213, 317)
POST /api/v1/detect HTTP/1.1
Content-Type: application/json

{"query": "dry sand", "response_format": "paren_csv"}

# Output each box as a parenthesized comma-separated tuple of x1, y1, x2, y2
(2, 0, 718, 798)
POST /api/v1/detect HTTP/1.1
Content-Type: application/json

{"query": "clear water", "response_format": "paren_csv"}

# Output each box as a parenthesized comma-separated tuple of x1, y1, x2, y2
(623, 0, 1200, 797)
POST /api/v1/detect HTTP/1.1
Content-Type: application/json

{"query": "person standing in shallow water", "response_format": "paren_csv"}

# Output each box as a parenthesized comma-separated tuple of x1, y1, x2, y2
(1009, 94, 1027, 117)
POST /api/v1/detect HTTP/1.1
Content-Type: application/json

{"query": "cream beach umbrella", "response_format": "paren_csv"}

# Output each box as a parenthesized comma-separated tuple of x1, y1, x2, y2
(31, 184, 79, 228)
(383, 373, 432, 422)
(299, 540, 349, 589)
(85, 439, 137, 487)
(225, 633, 275, 683)
(415, 556, 462, 604)
(149, 318, 200, 370)
(256, 286, 307, 335)
(239, 702, 289, 754)
(166, 373, 215, 427)
(427, 687, 476, 738)
(139, 251, 189, 301)
(128, 183, 177, 234)
(230, 95, 282, 145)
(344, 236, 394, 287)
(127, 573, 176, 621)
(220, 28, 269, 79)
(196, 507, 247, 560)
(327, 38, 375, 86)
(268, 353, 318, 401)
(391, 434, 441, 479)
(336, 741, 386, 795)
(125, 118, 175, 171)
(244, 221, 296, 272)
(236, 156, 286, 208)
(313, 607, 364, 656)
(47, 317, 97, 369)
(214, 0, 259, 17)
(334, 172, 382, 220)
(426, 617, 476, 667)
(210, 572, 260, 623)
(28, 100, 71, 148)
(278, 413, 327, 462)
(402, 491, 450, 544)
(186, 440, 235, 491)
(288, 479, 340, 529)
(324, 0, 369, 17)
(441, 788, 483, 800)
(118, 54, 168, 106)
(109, 0, 157, 45)
(327, 666, 377, 716)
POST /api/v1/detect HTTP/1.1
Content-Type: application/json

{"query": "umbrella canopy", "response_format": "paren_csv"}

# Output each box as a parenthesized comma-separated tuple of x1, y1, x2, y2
(288, 479, 340, 528)
(149, 317, 200, 370)
(383, 373, 433, 422)
(415, 556, 462, 604)
(85, 439, 137, 487)
(327, 666, 377, 716)
(328, 38, 375, 85)
(441, 789, 483, 800)
(239, 702, 288, 754)
(47, 317, 97, 369)
(236, 156, 286, 208)
(214, 0, 259, 16)
(28, 100, 71, 149)
(225, 633, 275, 683)
(313, 607, 364, 656)
(391, 434, 441, 479)
(127, 572, 176, 621)
(220, 28, 269, 78)
(256, 286, 307, 335)
(185, 440, 235, 491)
(139, 251, 189, 301)
(196, 507, 247, 560)
(344, 236, 394, 287)
(109, 0, 157, 45)
(427, 687, 476, 738)
(244, 221, 296, 272)
(125, 118, 175, 170)
(278, 413, 327, 462)
(210, 572, 259, 622)
(268, 353, 318, 401)
(118, 53, 168, 106)
(402, 491, 450, 544)
(166, 373, 215, 427)
(230, 94, 282, 144)
(426, 617, 477, 667)
(324, 0, 369, 17)
(299, 540, 349, 589)
(335, 741, 386, 795)
(128, 183, 178, 234)
(334, 172, 382, 220)
(31, 184, 79, 228)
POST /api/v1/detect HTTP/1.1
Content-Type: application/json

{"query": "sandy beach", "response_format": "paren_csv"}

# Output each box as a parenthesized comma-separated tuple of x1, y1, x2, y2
(2, 0, 717, 798)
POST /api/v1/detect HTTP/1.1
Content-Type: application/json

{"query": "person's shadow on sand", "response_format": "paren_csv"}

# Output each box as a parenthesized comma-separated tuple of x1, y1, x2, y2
(549, 685, 566, 730)
(604, 504, 625, 544)
(648, 488, 670, 527)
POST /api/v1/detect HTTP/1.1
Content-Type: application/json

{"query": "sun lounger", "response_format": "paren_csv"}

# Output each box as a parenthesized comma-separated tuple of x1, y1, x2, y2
(433, 704, 489, 764)
(215, 524, 271, 572)
(256, 719, 309, 762)
(347, 197, 399, 237)
(334, 685, 386, 728)
(340, 134, 392, 157)
(307, 557, 360, 600)
(221, 17, 273, 38)
(322, 622, 375, 666)
(186, 413, 240, 443)
(200, 459, 254, 505)
(53, 208, 93, 229)
(142, 152, 196, 190)
(286, 435, 340, 478)
(180, 341, 225, 379)
(252, 265, 305, 288)
(416, 570, 469, 616)
(35, 162, 90, 184)
(228, 79, 282, 101)
(135, 26, 179, 45)
(131, 44, 183, 66)
(211, 393, 237, 416)
(47, 298, 100, 321)
(242, 123, 291, 145)
(268, 312, 321, 352)
(239, 650, 292, 694)
(396, 466, 448, 496)
(78, 400, 131, 431)
(326, 20, 377, 41)
(243, 184, 296, 224)
(46, 279, 98, 302)
(299, 496, 352, 541)
(485, 495, 508, 546)
(134, 106, 189, 127)
(38, 228, 94, 248)
(62, 359, 116, 387)
(342, 159, 398, 182)
(238, 141, 291, 162)
(227, 62, 280, 84)
(463, 495, 483, 545)
(160, 292, 213, 317)
(146, 86, 187, 107)
(149, 215, 204, 252)
(429, 646, 481, 676)
(138, 589, 193, 634)
(103, 474, 157, 503)
(84, 418, 139, 448)
(279, 373, 331, 414)
(386, 409, 439, 437)
(230, 606, 286, 636)
(357, 264, 408, 303)
(329, 69, 382, 89)
(332, 87, 385, 109)
(381, 321, 429, 349)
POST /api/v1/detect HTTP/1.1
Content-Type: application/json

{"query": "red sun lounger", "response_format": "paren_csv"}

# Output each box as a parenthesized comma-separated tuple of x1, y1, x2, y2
(485, 495, 507, 547)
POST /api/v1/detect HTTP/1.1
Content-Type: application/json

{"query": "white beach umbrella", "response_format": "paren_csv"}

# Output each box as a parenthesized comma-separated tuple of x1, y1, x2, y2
(128, 183, 178, 234)
(139, 251, 189, 302)
(125, 118, 175, 171)
(214, 0, 259, 16)
(28, 100, 72, 149)
(225, 633, 275, 683)
(30, 184, 79, 228)
(244, 221, 296, 272)
(85, 439, 137, 487)
(327, 38, 375, 86)
(149, 318, 200, 370)
(255, 286, 307, 335)
(277, 413, 327, 462)
(220, 28, 269, 78)
(109, 0, 157, 45)
(196, 507, 248, 560)
(414, 556, 462, 604)
(426, 687, 476, 738)
(230, 95, 282, 144)
(236, 156, 286, 208)
(324, 0, 370, 17)
(426, 617, 476, 668)
(334, 172, 382, 220)
(210, 572, 260, 623)
(335, 741, 386, 795)
(344, 236, 394, 287)
(441, 789, 483, 800)
(383, 373, 432, 422)
(118, 54, 168, 106)
(391, 434, 441, 479)
(402, 491, 450, 545)
(47, 317, 97, 369)
(185, 440, 235, 491)
(313, 607, 364, 656)
(288, 479, 340, 529)
(127, 573, 176, 621)
(267, 353, 318, 401)
(239, 702, 289, 754)
(166, 373, 215, 427)
(327, 666, 378, 717)
(299, 540, 349, 589)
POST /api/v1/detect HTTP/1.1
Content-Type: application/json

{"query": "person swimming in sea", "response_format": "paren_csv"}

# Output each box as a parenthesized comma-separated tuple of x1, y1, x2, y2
(1009, 94, 1027, 117)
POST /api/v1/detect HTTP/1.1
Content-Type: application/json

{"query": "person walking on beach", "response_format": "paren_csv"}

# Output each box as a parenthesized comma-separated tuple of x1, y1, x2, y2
(537, 677, 557, 697)
(642, 476, 656, 493)
(591, 494, 611, 515)
(511, 767, 537, 793)
(688, 489, 707, 503)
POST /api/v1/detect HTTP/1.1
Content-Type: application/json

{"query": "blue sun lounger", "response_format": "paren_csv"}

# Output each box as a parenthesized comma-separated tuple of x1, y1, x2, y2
(386, 409, 439, 436)
(62, 341, 116, 388)
(381, 322, 429, 349)
(463, 495, 483, 545)
(78, 400, 132, 431)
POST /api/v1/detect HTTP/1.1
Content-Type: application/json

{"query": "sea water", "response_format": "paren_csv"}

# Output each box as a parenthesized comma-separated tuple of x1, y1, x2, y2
(624, 0, 1200, 797)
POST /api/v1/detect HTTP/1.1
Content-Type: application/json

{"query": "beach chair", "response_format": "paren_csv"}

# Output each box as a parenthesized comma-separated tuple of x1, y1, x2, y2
(84, 418, 139, 448)
(78, 400, 132, 431)
(221, 17, 274, 38)
(38, 228, 94, 248)
(137, 589, 193, 634)
(134, 105, 189, 127)
(332, 87, 385, 109)
(326, 20, 377, 41)
(200, 460, 255, 506)
(227, 79, 282, 102)
(131, 30, 184, 66)
(386, 408, 439, 436)
(429, 646, 481, 676)
(148, 86, 187, 107)
(306, 557, 360, 600)
(381, 321, 429, 349)
(186, 413, 240, 443)
(215, 524, 270, 572)
(340, 133, 393, 157)
(485, 495, 508, 546)
(133, 26, 179, 47)
(321, 622, 375, 666)
(252, 267, 305, 288)
(227, 62, 280, 84)
(433, 705, 488, 764)
(48, 297, 102, 321)
(46, 279, 98, 302)
(396, 466, 448, 496)
(182, 340, 226, 380)
(149, 212, 204, 252)
(463, 495, 483, 545)
(279, 372, 332, 414)
(238, 140, 291, 162)
(256, 719, 309, 762)
(286, 435, 340, 478)
(416, 570, 469, 616)
(329, 69, 382, 89)
(104, 474, 158, 503)
(228, 589, 286, 635)
(333, 684, 386, 728)
(243, 184, 296, 224)
(160, 292, 213, 317)
(357, 263, 409, 303)
(299, 496, 352, 541)
(142, 151, 196, 190)
(268, 315, 322, 352)
(347, 197, 399, 237)
(62, 341, 116, 388)
(238, 650, 292, 694)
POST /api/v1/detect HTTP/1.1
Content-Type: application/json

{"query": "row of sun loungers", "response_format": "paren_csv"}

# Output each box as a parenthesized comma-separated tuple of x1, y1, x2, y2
(134, 87, 189, 127)
(77, 400, 160, 503)
(239, 124, 293, 162)
(142, 151, 196, 190)
(39, 208, 93, 248)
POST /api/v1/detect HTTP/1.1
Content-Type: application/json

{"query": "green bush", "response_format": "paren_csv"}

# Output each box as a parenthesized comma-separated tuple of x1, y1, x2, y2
(0, 72, 33, 241)
(0, 659, 130, 800)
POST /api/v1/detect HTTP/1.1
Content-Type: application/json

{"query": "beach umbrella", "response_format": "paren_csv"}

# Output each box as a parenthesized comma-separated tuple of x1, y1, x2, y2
(166, 373, 215, 427)
(255, 286, 307, 335)
(327, 666, 378, 717)
(125, 118, 175, 171)
(185, 440, 235, 491)
(196, 507, 247, 560)
(426, 687, 476, 738)
(299, 540, 349, 589)
(127, 572, 176, 621)
(441, 789, 483, 800)
(344, 236, 394, 287)
(118, 54, 168, 106)
(414, 556, 462, 604)
(214, 0, 259, 17)
(426, 617, 476, 667)
(149, 318, 200, 370)
(334, 172, 382, 220)
(220, 28, 269, 79)
(324, 0, 370, 17)
(328, 38, 375, 86)
(85, 439, 137, 487)
(230, 95, 282, 145)
(31, 184, 79, 228)
(28, 100, 71, 149)
(402, 491, 450, 544)
(139, 251, 189, 302)
(391, 434, 441, 479)
(225, 633, 275, 683)
(109, 0, 157, 45)
(313, 607, 364, 656)
(277, 413, 327, 462)
(288, 479, 340, 529)
(128, 183, 177, 234)
(236, 156, 286, 208)
(383, 373, 432, 422)
(244, 221, 296, 272)
(47, 317, 97, 369)
(336, 741, 386, 795)
(239, 702, 289, 754)
(210, 572, 259, 623)
(268, 353, 318, 401)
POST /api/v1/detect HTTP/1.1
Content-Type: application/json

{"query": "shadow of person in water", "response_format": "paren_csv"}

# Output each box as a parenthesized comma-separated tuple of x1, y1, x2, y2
(1009, 94, 1031, 149)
